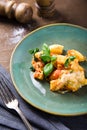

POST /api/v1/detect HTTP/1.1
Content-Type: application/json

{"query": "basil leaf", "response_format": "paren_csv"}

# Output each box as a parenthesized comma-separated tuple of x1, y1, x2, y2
(64, 56, 76, 67)
(40, 54, 51, 63)
(64, 58, 69, 67)
(34, 48, 39, 53)
(69, 56, 76, 61)
(42, 43, 50, 55)
(51, 55, 57, 62)
(43, 62, 54, 77)
(29, 48, 39, 54)
(29, 49, 34, 54)
(30, 66, 35, 72)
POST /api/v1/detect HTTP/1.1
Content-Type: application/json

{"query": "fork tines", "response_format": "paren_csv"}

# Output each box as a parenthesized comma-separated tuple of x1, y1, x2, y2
(0, 72, 15, 104)
(0, 72, 33, 130)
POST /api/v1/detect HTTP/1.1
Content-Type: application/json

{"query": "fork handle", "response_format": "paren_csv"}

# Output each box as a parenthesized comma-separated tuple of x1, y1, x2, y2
(15, 106, 33, 130)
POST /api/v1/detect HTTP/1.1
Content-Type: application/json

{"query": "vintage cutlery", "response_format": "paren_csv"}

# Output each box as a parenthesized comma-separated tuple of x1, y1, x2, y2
(0, 73, 33, 130)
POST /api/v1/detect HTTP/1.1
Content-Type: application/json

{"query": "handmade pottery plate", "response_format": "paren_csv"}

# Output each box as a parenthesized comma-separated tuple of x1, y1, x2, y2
(10, 23, 87, 116)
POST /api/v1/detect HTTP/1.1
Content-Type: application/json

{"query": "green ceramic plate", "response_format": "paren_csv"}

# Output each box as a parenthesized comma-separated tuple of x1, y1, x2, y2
(10, 23, 87, 116)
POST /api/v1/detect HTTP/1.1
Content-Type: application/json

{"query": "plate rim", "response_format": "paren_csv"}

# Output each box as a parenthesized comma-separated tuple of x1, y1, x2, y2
(10, 23, 87, 116)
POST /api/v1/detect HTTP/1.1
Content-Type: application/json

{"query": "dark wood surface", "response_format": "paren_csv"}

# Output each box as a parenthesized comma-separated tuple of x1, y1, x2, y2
(0, 0, 87, 71)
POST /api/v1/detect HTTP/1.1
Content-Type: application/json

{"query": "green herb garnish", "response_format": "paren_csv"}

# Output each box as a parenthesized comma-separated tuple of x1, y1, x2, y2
(40, 54, 51, 63)
(29, 43, 57, 77)
(64, 56, 76, 68)
(40, 43, 51, 63)
(29, 48, 39, 62)
(29, 48, 39, 54)
(40, 43, 57, 63)
(30, 66, 35, 72)
(51, 55, 57, 62)
(43, 62, 54, 77)
(41, 43, 57, 77)
(42, 43, 50, 55)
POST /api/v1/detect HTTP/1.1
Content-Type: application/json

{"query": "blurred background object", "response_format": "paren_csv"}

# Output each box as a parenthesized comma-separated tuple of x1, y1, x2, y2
(35, 0, 56, 18)
(0, 0, 33, 23)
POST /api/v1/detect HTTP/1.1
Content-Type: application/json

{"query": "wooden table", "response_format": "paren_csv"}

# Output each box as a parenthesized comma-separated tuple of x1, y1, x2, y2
(0, 0, 87, 72)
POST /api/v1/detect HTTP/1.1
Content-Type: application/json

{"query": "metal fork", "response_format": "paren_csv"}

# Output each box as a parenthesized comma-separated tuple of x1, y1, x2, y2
(0, 75, 33, 130)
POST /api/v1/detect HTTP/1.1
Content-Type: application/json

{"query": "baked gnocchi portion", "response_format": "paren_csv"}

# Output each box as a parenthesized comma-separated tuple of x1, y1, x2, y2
(29, 43, 87, 93)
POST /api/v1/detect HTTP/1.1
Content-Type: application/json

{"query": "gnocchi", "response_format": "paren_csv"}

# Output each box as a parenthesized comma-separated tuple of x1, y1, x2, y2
(30, 43, 87, 93)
